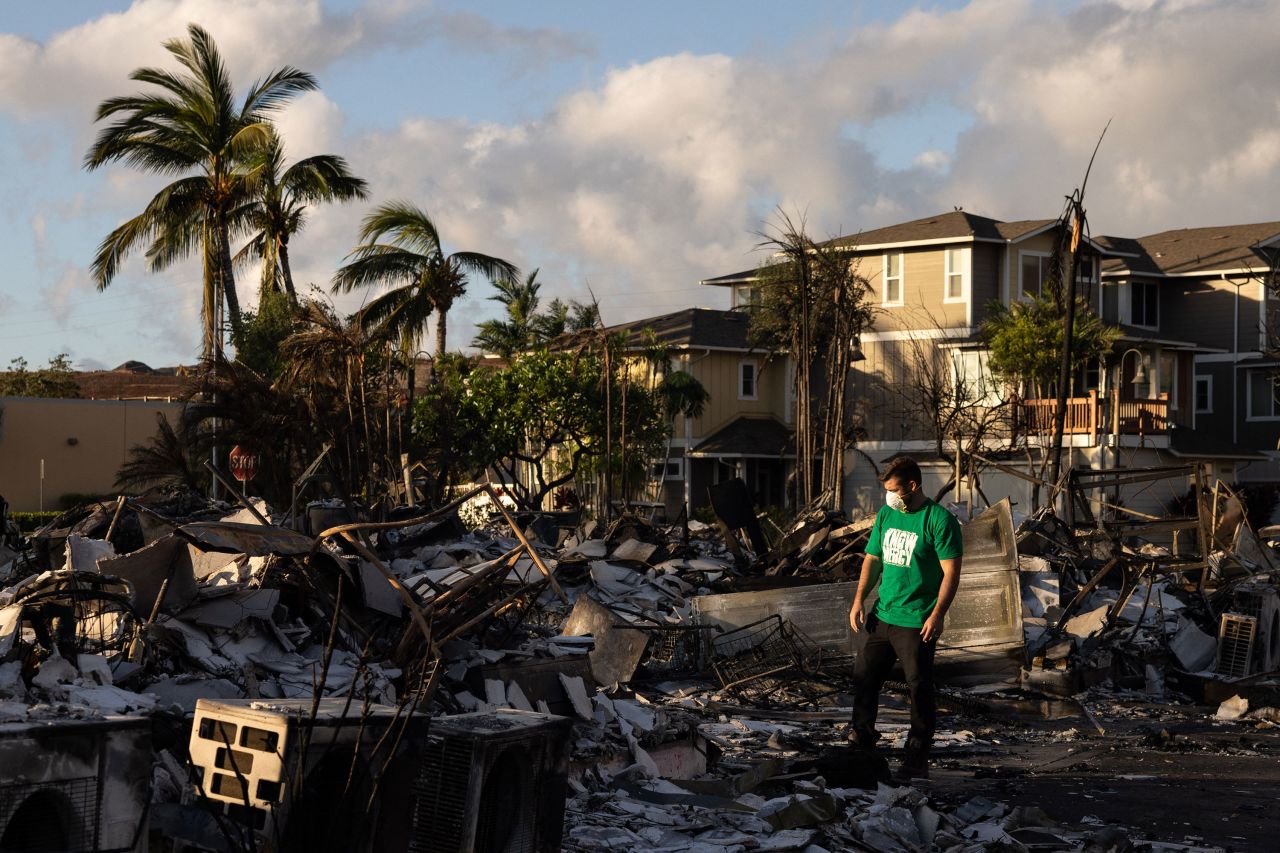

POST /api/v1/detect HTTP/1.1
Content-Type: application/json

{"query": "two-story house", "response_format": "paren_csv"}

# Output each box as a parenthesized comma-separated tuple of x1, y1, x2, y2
(605, 308, 793, 516)
(701, 210, 1278, 519)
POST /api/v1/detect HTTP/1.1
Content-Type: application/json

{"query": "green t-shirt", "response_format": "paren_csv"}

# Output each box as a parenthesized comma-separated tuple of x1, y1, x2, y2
(865, 498, 964, 628)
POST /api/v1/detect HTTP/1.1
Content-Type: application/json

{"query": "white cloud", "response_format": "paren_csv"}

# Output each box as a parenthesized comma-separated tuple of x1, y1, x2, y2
(10, 0, 1280, 362)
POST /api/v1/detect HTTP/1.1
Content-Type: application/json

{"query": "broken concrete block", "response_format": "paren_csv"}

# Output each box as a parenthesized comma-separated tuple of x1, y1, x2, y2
(611, 538, 658, 564)
(484, 678, 507, 707)
(506, 680, 534, 712)
(1062, 603, 1110, 645)
(65, 534, 115, 574)
(77, 654, 113, 686)
(1215, 694, 1249, 720)
(558, 673, 594, 720)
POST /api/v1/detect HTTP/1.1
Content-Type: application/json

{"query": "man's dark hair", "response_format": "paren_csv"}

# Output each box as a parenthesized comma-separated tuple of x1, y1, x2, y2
(879, 455, 922, 487)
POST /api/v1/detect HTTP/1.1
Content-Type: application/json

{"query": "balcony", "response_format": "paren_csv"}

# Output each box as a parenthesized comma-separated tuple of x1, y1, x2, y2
(1013, 390, 1169, 444)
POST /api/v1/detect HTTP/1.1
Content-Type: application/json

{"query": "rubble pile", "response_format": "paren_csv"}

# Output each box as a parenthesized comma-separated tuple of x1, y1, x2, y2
(0, 469, 1276, 851)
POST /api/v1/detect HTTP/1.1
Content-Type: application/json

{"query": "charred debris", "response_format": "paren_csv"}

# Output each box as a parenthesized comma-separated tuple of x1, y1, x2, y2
(0, 466, 1277, 852)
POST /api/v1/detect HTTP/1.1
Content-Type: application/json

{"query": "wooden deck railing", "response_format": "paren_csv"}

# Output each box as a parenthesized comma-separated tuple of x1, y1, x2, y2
(1013, 391, 1168, 443)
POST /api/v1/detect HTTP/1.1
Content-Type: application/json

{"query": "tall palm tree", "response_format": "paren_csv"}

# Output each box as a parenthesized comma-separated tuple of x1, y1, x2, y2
(332, 202, 519, 357)
(235, 130, 368, 302)
(472, 269, 543, 356)
(85, 23, 317, 360)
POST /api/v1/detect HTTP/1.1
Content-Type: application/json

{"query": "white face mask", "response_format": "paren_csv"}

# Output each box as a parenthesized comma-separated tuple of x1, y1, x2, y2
(886, 489, 908, 512)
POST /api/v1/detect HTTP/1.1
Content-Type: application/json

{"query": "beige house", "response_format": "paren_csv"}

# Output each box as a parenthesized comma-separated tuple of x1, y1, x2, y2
(701, 210, 1280, 518)
(606, 308, 793, 516)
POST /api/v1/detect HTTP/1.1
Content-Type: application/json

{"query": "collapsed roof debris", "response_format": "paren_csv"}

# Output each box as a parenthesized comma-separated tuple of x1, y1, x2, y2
(0, 468, 1276, 851)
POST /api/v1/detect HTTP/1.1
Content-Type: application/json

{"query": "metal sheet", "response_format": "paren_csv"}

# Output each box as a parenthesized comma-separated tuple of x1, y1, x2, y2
(693, 582, 857, 661)
(177, 521, 314, 556)
(562, 596, 651, 685)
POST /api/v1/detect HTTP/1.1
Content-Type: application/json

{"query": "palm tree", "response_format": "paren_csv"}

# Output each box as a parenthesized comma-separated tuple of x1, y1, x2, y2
(85, 23, 317, 360)
(235, 130, 368, 302)
(332, 202, 519, 357)
(472, 269, 544, 357)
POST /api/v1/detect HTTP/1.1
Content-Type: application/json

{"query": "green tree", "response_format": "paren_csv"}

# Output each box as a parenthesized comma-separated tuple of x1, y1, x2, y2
(0, 354, 81, 398)
(230, 286, 296, 379)
(981, 295, 1119, 397)
(413, 348, 667, 510)
(235, 129, 368, 302)
(472, 269, 545, 357)
(332, 202, 518, 357)
(85, 23, 317, 360)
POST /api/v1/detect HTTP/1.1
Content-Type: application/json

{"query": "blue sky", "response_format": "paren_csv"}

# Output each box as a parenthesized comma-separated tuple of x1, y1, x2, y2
(2, 0, 1279, 370)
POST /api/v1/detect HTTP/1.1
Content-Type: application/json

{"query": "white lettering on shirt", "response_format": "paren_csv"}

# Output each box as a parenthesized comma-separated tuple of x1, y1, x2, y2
(882, 528, 918, 567)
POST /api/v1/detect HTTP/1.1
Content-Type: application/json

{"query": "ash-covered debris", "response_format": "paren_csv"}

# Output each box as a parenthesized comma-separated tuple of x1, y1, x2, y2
(0, 469, 1275, 851)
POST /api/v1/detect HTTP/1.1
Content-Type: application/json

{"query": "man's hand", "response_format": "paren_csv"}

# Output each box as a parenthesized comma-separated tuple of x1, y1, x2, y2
(849, 599, 866, 632)
(920, 612, 944, 643)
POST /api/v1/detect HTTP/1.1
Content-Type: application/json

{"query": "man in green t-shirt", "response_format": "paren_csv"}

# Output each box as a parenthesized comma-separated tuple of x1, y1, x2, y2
(848, 456, 963, 781)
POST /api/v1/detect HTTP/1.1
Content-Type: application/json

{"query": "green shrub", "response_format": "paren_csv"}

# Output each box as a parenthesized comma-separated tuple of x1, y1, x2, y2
(9, 511, 59, 532)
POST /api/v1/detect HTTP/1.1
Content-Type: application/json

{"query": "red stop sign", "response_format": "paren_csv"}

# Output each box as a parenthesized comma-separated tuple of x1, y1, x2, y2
(228, 445, 259, 483)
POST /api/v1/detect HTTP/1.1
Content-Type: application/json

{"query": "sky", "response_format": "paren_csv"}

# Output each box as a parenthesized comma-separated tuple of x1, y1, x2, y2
(3, 0, 1280, 370)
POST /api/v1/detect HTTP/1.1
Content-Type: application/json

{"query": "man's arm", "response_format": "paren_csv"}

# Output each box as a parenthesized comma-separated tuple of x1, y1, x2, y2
(920, 556, 961, 642)
(849, 553, 882, 632)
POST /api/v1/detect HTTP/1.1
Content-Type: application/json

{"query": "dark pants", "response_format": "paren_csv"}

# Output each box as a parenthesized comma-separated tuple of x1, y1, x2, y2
(850, 612, 936, 753)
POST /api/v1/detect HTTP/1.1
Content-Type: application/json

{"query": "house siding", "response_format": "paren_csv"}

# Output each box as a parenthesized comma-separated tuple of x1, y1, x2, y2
(863, 246, 971, 333)
(672, 350, 788, 441)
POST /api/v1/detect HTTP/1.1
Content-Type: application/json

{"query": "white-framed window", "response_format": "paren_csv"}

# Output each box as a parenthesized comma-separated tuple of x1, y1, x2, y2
(1131, 281, 1159, 328)
(1194, 375, 1213, 414)
(882, 252, 903, 306)
(1247, 369, 1280, 420)
(732, 283, 761, 308)
(738, 360, 758, 400)
(950, 350, 1003, 406)
(650, 458, 684, 480)
(1018, 251, 1050, 300)
(944, 247, 967, 302)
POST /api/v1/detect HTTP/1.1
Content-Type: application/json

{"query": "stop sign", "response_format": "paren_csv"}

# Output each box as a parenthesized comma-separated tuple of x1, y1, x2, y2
(228, 445, 260, 483)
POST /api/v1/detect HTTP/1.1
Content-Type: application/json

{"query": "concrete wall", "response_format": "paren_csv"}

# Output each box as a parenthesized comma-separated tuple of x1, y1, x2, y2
(0, 396, 183, 511)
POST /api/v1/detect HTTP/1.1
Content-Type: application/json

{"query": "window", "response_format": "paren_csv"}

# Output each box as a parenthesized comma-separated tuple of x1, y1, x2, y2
(883, 253, 903, 305)
(1158, 352, 1177, 408)
(1073, 360, 1101, 394)
(1131, 281, 1159, 327)
(1100, 283, 1120, 322)
(1194, 375, 1213, 414)
(1019, 252, 1049, 300)
(944, 247, 966, 301)
(733, 283, 761, 308)
(650, 458, 683, 480)
(739, 360, 757, 400)
(1247, 370, 1280, 419)
(951, 350, 1003, 405)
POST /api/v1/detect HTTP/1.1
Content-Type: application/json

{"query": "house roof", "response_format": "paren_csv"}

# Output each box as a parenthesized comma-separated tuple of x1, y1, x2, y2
(606, 308, 755, 351)
(690, 415, 794, 458)
(821, 210, 1008, 249)
(1101, 221, 1280, 277)
(700, 268, 759, 286)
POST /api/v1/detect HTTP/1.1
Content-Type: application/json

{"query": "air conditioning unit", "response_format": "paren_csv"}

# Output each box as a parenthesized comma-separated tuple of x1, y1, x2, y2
(0, 715, 150, 853)
(190, 697, 432, 853)
(409, 709, 573, 853)
(1229, 586, 1280, 673)
(1215, 613, 1257, 678)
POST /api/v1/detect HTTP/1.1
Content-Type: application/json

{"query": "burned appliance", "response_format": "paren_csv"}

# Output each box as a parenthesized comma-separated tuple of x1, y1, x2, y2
(1215, 585, 1280, 678)
(409, 709, 573, 853)
(189, 697, 429, 853)
(0, 715, 151, 853)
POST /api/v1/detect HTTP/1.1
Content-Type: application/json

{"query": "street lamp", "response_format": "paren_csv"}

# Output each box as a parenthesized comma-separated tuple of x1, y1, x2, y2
(1118, 347, 1148, 393)
(1112, 348, 1150, 468)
